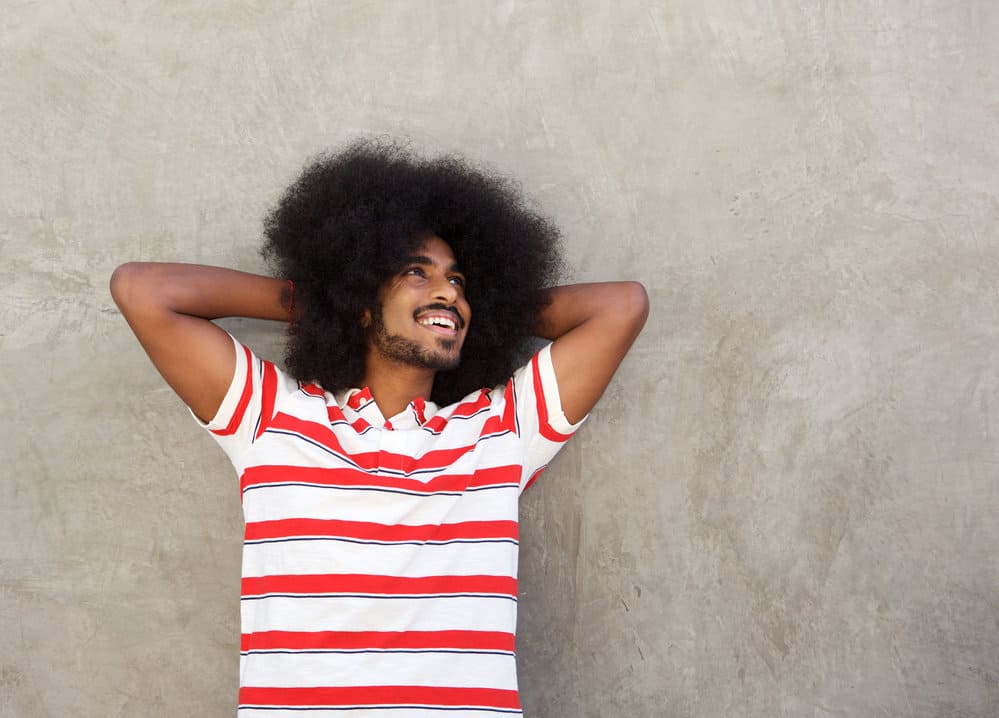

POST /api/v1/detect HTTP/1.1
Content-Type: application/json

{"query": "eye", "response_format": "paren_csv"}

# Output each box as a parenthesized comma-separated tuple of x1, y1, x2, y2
(448, 275, 466, 288)
(404, 267, 426, 278)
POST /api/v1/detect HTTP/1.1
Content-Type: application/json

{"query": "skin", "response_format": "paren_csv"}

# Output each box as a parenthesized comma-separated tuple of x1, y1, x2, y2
(110, 236, 648, 425)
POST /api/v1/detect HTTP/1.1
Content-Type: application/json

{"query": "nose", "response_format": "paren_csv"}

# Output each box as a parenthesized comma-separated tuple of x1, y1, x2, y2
(431, 275, 458, 304)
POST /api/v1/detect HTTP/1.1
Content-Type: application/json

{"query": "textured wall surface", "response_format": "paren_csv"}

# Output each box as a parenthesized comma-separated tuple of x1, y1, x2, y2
(3, 2, 998, 716)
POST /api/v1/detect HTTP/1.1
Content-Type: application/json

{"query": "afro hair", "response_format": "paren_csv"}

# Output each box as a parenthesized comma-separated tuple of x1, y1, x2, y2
(261, 139, 564, 405)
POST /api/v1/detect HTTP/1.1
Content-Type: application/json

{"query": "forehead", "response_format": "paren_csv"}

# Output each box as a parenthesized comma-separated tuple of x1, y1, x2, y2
(411, 235, 458, 267)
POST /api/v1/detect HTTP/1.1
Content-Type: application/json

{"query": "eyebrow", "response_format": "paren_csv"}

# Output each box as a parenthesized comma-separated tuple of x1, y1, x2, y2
(404, 255, 464, 274)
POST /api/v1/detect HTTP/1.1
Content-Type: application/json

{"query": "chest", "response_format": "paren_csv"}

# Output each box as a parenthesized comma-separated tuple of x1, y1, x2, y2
(238, 401, 524, 527)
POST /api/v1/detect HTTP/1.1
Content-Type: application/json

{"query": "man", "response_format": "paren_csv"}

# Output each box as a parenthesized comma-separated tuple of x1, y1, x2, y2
(111, 141, 648, 716)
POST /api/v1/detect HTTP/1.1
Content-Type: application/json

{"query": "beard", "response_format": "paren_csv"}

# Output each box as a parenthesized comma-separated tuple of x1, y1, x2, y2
(368, 304, 461, 371)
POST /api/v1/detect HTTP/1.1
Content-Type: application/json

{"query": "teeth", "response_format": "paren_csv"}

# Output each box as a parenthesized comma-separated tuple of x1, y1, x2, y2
(419, 316, 456, 330)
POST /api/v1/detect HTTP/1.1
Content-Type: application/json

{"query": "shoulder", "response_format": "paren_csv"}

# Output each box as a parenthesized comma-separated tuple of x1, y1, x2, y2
(198, 335, 317, 436)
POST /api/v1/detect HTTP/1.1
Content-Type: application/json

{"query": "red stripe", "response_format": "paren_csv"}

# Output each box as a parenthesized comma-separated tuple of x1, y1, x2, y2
(531, 353, 573, 443)
(326, 404, 343, 423)
(449, 389, 491, 417)
(238, 685, 521, 710)
(255, 360, 278, 440)
(423, 415, 448, 433)
(501, 378, 517, 433)
(241, 573, 517, 598)
(420, 390, 492, 433)
(245, 518, 518, 543)
(346, 387, 374, 411)
(239, 463, 520, 495)
(267, 412, 477, 472)
(350, 417, 373, 433)
(210, 344, 254, 437)
(412, 396, 427, 424)
(241, 629, 515, 652)
(464, 383, 517, 438)
(300, 382, 325, 398)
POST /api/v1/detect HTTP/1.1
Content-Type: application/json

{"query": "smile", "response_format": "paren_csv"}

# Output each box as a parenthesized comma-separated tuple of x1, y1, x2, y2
(415, 309, 462, 336)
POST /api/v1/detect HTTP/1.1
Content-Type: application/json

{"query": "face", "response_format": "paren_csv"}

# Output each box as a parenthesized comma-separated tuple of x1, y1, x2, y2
(366, 236, 471, 372)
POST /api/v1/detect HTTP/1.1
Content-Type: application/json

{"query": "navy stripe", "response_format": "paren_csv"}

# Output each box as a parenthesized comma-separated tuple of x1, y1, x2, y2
(251, 358, 265, 440)
(476, 429, 513, 442)
(510, 378, 520, 439)
(441, 407, 491, 422)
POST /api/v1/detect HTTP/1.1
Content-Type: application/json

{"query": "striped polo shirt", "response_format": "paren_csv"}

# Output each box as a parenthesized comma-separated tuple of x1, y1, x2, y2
(198, 335, 583, 716)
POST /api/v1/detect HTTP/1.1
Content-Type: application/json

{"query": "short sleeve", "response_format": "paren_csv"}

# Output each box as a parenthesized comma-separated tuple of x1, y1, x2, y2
(190, 334, 281, 467)
(510, 343, 587, 492)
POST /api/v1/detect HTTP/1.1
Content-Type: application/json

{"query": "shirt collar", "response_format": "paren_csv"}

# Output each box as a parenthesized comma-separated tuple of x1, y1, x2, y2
(338, 387, 438, 430)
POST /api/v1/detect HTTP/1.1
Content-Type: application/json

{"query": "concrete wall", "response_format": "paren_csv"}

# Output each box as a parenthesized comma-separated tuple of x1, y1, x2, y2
(3, 2, 997, 716)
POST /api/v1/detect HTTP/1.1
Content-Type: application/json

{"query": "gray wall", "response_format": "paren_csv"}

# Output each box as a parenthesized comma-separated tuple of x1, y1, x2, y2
(3, 2, 997, 716)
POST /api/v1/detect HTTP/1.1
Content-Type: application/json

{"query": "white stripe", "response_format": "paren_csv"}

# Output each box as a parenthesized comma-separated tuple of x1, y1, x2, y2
(241, 595, 518, 634)
(240, 651, 518, 690)
(241, 485, 520, 525)
(243, 540, 518, 579)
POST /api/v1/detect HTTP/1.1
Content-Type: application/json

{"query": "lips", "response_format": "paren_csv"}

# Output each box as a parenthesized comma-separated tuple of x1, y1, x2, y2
(414, 306, 464, 336)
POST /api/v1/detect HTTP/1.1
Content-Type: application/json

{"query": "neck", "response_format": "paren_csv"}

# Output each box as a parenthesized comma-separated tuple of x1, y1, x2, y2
(358, 350, 436, 419)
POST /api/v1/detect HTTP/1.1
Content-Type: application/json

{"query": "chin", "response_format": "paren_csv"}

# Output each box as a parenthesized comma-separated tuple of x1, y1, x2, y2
(427, 349, 461, 372)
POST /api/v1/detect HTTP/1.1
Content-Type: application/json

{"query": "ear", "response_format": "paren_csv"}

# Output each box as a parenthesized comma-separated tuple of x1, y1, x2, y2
(360, 307, 372, 329)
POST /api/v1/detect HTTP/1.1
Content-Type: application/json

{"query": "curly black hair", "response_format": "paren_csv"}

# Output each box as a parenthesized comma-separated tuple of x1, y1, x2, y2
(261, 139, 564, 405)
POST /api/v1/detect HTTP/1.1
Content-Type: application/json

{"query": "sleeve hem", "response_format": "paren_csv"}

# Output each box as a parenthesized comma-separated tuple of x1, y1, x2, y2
(533, 343, 587, 440)
(189, 334, 250, 434)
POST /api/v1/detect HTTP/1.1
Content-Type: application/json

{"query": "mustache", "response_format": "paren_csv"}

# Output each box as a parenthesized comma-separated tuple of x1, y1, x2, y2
(414, 303, 466, 329)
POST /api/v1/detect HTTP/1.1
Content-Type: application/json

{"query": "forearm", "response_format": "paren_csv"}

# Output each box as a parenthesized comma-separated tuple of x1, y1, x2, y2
(110, 262, 290, 323)
(110, 262, 292, 422)
(534, 281, 649, 341)
(532, 281, 649, 423)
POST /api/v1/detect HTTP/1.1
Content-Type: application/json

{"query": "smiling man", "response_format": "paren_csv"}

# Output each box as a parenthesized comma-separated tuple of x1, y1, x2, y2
(111, 141, 648, 717)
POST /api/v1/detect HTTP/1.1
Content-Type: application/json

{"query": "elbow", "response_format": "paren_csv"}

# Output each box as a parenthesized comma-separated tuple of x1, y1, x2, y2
(621, 281, 650, 331)
(109, 262, 136, 307)
(109, 261, 153, 312)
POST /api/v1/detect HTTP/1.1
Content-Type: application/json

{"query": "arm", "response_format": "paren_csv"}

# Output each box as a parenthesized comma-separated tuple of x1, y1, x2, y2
(109, 262, 291, 422)
(534, 281, 649, 424)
